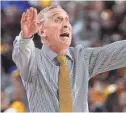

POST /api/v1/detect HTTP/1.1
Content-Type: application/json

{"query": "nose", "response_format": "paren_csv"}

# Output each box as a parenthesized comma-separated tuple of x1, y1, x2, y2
(62, 21, 69, 29)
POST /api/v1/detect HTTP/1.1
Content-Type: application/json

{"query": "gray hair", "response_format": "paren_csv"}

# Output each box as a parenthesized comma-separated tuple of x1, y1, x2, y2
(37, 4, 61, 24)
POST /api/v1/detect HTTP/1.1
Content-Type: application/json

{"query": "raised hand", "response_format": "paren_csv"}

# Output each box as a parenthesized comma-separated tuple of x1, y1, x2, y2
(21, 7, 38, 38)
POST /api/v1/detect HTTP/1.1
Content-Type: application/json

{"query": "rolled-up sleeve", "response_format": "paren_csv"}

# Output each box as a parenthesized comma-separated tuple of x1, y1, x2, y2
(12, 32, 36, 81)
(87, 40, 126, 77)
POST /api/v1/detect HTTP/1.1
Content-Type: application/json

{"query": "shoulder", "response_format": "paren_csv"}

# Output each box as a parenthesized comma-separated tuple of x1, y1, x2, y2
(68, 45, 85, 59)
(68, 45, 96, 60)
(69, 45, 94, 54)
(69, 45, 83, 52)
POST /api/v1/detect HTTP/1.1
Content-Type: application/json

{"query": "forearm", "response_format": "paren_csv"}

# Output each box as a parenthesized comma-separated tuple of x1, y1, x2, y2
(12, 31, 35, 81)
(89, 40, 126, 77)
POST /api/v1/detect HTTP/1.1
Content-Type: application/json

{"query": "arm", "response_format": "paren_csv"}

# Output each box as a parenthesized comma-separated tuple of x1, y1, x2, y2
(12, 7, 38, 81)
(12, 32, 35, 81)
(87, 40, 126, 78)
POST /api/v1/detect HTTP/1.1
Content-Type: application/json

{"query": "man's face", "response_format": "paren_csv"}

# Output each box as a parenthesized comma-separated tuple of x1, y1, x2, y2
(40, 8, 72, 50)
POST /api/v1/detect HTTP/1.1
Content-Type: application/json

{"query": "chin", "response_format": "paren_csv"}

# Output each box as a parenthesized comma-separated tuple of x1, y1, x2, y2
(61, 42, 71, 49)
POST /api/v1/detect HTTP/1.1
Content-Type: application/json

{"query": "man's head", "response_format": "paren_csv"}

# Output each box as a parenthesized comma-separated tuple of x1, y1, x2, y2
(37, 5, 72, 53)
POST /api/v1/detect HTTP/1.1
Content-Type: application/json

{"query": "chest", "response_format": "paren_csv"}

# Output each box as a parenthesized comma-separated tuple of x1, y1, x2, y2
(36, 54, 89, 92)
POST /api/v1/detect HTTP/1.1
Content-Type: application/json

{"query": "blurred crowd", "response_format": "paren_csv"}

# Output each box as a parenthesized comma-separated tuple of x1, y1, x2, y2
(1, 0, 126, 112)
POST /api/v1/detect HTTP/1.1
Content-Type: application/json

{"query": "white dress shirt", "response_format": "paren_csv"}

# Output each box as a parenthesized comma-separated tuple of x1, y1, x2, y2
(12, 32, 126, 112)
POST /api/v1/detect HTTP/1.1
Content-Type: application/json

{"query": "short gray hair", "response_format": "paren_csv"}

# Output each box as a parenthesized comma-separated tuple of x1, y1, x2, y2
(37, 4, 61, 23)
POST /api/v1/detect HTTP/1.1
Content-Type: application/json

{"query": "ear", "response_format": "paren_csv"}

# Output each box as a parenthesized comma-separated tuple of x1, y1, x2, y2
(38, 30, 46, 38)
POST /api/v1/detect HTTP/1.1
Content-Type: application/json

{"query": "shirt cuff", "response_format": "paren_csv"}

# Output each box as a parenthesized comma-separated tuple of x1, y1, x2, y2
(19, 31, 34, 44)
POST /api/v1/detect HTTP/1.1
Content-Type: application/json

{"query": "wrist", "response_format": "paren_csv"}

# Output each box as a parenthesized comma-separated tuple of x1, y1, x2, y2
(21, 31, 33, 39)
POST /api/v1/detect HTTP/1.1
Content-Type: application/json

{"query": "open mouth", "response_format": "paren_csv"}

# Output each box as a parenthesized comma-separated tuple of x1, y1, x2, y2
(60, 33, 69, 37)
(60, 33, 69, 40)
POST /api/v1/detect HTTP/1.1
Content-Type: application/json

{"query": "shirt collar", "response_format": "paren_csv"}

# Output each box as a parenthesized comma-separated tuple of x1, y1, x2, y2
(42, 44, 73, 61)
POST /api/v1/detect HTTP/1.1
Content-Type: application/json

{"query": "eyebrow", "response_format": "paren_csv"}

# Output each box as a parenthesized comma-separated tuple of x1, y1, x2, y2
(51, 13, 59, 17)
(50, 12, 69, 20)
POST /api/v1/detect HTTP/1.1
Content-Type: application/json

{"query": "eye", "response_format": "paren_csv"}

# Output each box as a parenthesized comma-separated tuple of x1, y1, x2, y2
(65, 17, 69, 22)
(55, 17, 63, 23)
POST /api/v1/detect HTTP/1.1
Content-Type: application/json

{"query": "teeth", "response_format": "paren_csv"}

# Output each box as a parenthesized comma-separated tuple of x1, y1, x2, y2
(60, 36, 69, 40)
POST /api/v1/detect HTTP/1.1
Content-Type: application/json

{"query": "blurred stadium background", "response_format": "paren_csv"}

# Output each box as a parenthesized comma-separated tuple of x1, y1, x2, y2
(1, 0, 126, 112)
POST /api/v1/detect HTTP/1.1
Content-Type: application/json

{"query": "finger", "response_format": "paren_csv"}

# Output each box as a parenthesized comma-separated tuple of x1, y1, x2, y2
(28, 8, 33, 20)
(21, 12, 26, 23)
(32, 8, 37, 21)
(29, 7, 34, 20)
(27, 8, 35, 24)
(26, 9, 30, 19)
(27, 9, 31, 19)
(22, 12, 26, 20)
(23, 8, 32, 24)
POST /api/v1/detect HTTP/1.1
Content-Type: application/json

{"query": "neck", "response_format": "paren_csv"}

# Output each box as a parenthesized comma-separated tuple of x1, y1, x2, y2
(49, 46, 67, 55)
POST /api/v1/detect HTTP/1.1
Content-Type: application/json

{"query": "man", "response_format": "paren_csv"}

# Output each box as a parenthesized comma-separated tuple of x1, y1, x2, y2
(12, 5, 126, 112)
